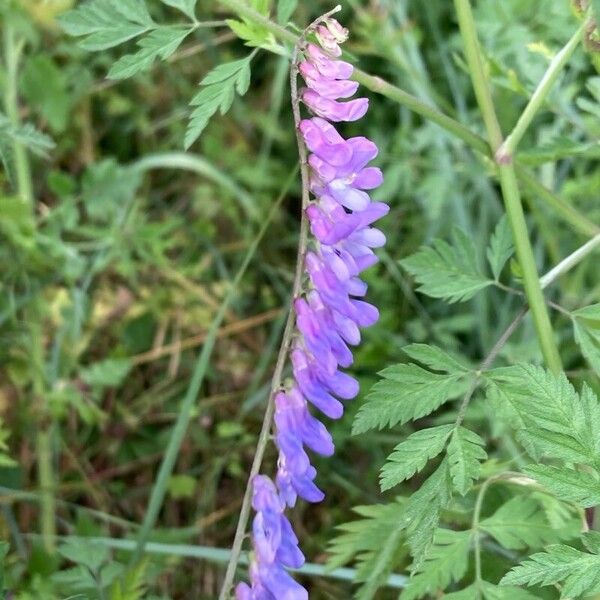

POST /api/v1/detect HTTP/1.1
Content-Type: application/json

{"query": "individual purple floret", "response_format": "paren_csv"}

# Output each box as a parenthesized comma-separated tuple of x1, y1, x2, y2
(236, 15, 388, 599)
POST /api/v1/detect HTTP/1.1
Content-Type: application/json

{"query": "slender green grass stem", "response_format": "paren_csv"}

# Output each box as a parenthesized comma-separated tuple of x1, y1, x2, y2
(32, 535, 410, 589)
(218, 0, 599, 239)
(454, 0, 562, 373)
(129, 170, 293, 567)
(2, 23, 33, 204)
(540, 233, 600, 289)
(498, 20, 586, 160)
(36, 428, 56, 553)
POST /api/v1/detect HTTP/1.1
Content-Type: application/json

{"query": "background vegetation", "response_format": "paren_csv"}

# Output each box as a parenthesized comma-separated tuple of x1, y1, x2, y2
(1, 0, 600, 598)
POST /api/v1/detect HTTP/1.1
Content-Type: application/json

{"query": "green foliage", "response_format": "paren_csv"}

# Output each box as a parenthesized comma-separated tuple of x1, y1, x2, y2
(0, 418, 17, 467)
(404, 459, 453, 569)
(572, 303, 600, 375)
(58, 0, 154, 51)
(380, 424, 453, 491)
(447, 427, 487, 495)
(487, 365, 600, 465)
(185, 55, 253, 148)
(401, 228, 493, 303)
(277, 0, 298, 24)
(327, 499, 408, 599)
(501, 540, 600, 598)
(79, 359, 132, 388)
(401, 529, 471, 600)
(226, 0, 282, 52)
(110, 560, 148, 600)
(524, 464, 600, 507)
(480, 496, 575, 549)
(353, 345, 473, 433)
(0, 111, 54, 181)
(21, 55, 71, 133)
(108, 26, 194, 79)
(486, 216, 514, 280)
(161, 0, 197, 20)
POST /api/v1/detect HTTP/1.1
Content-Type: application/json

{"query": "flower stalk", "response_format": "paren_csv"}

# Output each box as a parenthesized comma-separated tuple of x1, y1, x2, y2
(454, 0, 563, 373)
(228, 11, 388, 598)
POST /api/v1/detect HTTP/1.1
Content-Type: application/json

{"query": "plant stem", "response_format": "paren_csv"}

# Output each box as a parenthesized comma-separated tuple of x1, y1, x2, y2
(540, 233, 600, 289)
(217, 9, 338, 592)
(218, 0, 599, 239)
(2, 23, 33, 204)
(36, 428, 56, 553)
(454, 0, 562, 373)
(219, 0, 487, 153)
(30, 317, 56, 553)
(471, 477, 491, 584)
(130, 171, 292, 567)
(497, 20, 586, 161)
(455, 307, 528, 428)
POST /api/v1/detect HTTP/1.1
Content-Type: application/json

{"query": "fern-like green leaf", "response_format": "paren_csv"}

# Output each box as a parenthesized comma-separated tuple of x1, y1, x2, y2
(402, 343, 471, 372)
(486, 365, 600, 465)
(401, 228, 493, 303)
(327, 499, 408, 600)
(501, 542, 600, 599)
(380, 424, 454, 491)
(108, 26, 193, 79)
(58, 0, 154, 51)
(480, 496, 576, 550)
(185, 55, 253, 148)
(401, 529, 471, 600)
(110, 559, 148, 600)
(404, 459, 453, 571)
(160, 0, 197, 19)
(524, 464, 600, 508)
(486, 216, 514, 280)
(572, 303, 600, 375)
(353, 360, 472, 434)
(447, 427, 487, 495)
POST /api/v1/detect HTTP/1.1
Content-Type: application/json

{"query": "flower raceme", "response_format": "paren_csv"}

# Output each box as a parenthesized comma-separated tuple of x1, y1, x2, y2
(236, 17, 388, 600)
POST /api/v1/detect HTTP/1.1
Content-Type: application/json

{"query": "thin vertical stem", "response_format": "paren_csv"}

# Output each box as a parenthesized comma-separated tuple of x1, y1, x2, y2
(454, 0, 562, 373)
(498, 19, 586, 160)
(30, 317, 56, 553)
(2, 23, 33, 204)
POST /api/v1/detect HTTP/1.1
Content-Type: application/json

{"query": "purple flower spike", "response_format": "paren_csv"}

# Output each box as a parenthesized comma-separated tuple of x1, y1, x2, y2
(239, 15, 387, 598)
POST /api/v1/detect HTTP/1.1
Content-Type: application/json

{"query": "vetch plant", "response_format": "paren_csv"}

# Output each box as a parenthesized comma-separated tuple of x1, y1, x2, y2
(227, 10, 388, 598)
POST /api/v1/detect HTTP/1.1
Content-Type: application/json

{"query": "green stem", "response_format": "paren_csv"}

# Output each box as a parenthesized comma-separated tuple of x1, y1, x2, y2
(218, 0, 599, 239)
(498, 20, 586, 160)
(540, 233, 600, 288)
(36, 428, 56, 553)
(30, 318, 55, 553)
(130, 171, 293, 566)
(2, 23, 33, 204)
(471, 478, 491, 585)
(454, 0, 562, 373)
(219, 0, 487, 153)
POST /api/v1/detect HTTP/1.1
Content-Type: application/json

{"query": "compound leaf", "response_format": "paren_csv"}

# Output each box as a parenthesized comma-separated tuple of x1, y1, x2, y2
(447, 427, 487, 495)
(380, 424, 454, 491)
(401, 228, 493, 303)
